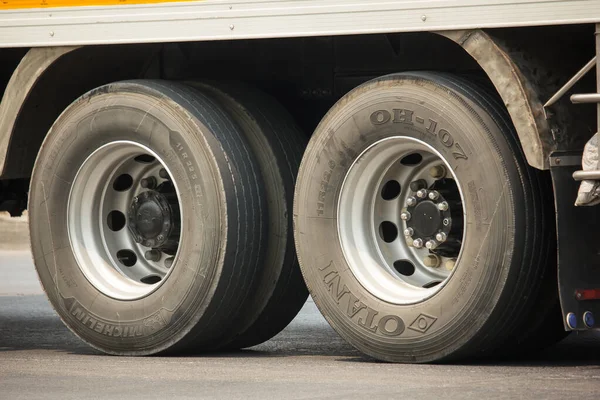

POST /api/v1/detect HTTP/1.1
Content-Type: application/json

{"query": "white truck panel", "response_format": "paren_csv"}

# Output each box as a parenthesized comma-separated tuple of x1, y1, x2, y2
(0, 0, 599, 48)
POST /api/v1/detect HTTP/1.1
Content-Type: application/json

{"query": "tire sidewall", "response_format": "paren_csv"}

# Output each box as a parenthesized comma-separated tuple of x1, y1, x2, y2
(295, 75, 525, 362)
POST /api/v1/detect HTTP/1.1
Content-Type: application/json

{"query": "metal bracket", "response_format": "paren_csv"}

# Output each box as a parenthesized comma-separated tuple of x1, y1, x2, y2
(549, 153, 582, 167)
(543, 57, 596, 109)
(566, 24, 600, 187)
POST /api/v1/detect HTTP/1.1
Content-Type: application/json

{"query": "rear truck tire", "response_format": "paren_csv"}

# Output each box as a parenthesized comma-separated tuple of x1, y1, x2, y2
(438, 74, 568, 357)
(187, 82, 309, 349)
(29, 79, 267, 355)
(293, 72, 558, 363)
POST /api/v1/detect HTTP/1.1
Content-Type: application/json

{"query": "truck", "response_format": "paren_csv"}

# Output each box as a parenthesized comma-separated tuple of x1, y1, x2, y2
(1, 0, 599, 363)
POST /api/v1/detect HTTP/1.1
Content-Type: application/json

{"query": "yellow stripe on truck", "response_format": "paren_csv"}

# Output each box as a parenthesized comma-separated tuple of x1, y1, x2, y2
(0, 0, 196, 10)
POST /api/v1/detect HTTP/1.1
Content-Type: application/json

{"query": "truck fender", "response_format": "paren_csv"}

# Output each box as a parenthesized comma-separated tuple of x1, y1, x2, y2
(0, 47, 79, 176)
(439, 30, 552, 170)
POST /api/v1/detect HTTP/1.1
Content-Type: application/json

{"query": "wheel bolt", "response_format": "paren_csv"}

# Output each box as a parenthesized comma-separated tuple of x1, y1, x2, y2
(159, 168, 170, 179)
(145, 249, 161, 262)
(430, 165, 446, 179)
(443, 218, 451, 226)
(165, 257, 174, 268)
(435, 232, 447, 242)
(423, 255, 441, 268)
(401, 211, 411, 221)
(404, 228, 414, 237)
(437, 201, 449, 211)
(425, 240, 438, 250)
(445, 258, 457, 271)
(428, 191, 440, 200)
(140, 176, 157, 189)
(409, 179, 427, 192)
(416, 189, 428, 199)
(413, 238, 424, 248)
(406, 197, 417, 206)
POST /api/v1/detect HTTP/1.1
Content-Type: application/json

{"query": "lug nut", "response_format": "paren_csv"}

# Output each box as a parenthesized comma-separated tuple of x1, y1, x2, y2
(412, 238, 424, 248)
(406, 197, 417, 206)
(428, 191, 440, 200)
(423, 255, 441, 268)
(140, 176, 157, 189)
(403, 228, 414, 237)
(401, 211, 411, 221)
(145, 249, 161, 262)
(443, 218, 451, 227)
(437, 201, 449, 211)
(425, 240, 438, 250)
(416, 189, 428, 199)
(165, 257, 174, 268)
(435, 232, 447, 242)
(430, 165, 446, 179)
(445, 258, 457, 271)
(159, 168, 170, 179)
(409, 179, 428, 192)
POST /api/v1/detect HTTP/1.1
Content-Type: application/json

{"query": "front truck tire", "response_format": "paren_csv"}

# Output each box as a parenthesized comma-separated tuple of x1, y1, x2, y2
(294, 73, 560, 363)
(29, 80, 268, 355)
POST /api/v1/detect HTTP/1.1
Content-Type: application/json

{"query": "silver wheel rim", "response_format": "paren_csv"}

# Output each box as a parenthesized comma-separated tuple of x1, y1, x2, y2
(68, 141, 182, 300)
(337, 136, 466, 305)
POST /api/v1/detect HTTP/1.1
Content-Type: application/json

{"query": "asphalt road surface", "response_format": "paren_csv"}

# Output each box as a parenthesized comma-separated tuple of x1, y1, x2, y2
(1, 250, 600, 399)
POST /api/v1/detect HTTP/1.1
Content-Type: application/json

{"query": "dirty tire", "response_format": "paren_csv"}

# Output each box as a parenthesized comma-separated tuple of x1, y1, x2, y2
(188, 82, 309, 349)
(440, 74, 566, 357)
(29, 80, 267, 355)
(294, 72, 557, 363)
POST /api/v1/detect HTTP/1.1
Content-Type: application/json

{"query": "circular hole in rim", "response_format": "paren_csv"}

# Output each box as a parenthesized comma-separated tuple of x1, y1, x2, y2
(381, 180, 401, 200)
(400, 153, 423, 166)
(134, 154, 156, 164)
(107, 210, 126, 232)
(113, 174, 133, 192)
(116, 250, 137, 267)
(141, 275, 162, 285)
(423, 280, 442, 289)
(393, 260, 415, 276)
(379, 221, 398, 243)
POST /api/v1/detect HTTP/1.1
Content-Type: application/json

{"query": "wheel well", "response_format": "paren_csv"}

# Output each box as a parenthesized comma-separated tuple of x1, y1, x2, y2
(0, 48, 28, 99)
(1, 44, 160, 179)
(0, 26, 595, 181)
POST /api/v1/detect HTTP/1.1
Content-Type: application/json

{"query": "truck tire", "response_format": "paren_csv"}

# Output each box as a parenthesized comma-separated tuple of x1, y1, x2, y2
(294, 72, 556, 363)
(29, 80, 267, 355)
(188, 82, 309, 349)
(439, 74, 568, 357)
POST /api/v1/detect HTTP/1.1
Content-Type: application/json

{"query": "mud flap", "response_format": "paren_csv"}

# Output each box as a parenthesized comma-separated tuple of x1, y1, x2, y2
(551, 152, 600, 330)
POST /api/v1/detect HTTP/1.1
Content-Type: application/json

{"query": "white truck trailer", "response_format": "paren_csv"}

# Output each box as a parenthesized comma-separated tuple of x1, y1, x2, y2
(1, 0, 600, 363)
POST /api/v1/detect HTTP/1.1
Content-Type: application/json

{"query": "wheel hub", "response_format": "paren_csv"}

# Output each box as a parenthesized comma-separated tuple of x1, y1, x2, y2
(404, 189, 452, 250)
(128, 187, 179, 251)
(67, 140, 183, 300)
(337, 136, 466, 304)
(409, 200, 443, 237)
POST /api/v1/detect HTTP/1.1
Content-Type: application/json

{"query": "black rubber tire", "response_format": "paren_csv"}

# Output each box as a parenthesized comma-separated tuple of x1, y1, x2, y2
(439, 74, 568, 356)
(294, 72, 557, 363)
(186, 82, 309, 349)
(29, 79, 267, 355)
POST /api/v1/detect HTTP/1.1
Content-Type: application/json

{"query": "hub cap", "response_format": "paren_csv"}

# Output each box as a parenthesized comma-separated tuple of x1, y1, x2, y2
(68, 141, 182, 300)
(337, 136, 465, 305)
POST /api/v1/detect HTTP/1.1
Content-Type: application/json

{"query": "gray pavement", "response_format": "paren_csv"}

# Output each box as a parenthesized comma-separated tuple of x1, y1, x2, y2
(1, 250, 600, 399)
